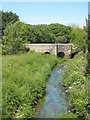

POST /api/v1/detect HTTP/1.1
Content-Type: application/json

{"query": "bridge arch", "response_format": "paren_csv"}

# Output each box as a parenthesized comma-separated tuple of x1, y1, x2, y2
(57, 52, 65, 58)
(44, 51, 50, 54)
(25, 47, 30, 52)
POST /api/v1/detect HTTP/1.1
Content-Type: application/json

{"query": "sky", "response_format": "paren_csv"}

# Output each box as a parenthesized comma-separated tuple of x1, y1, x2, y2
(2, 2, 88, 28)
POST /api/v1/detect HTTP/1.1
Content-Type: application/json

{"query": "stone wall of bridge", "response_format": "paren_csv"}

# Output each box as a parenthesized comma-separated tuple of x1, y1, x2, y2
(27, 44, 57, 55)
(26, 44, 72, 58)
(57, 44, 72, 58)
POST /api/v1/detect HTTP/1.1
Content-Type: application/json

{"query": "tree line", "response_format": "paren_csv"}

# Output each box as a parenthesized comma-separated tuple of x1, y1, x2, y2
(1, 11, 87, 55)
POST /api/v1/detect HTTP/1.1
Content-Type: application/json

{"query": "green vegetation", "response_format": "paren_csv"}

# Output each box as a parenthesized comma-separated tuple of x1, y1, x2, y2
(1, 10, 89, 119)
(48, 23, 72, 43)
(59, 112, 78, 119)
(1, 11, 19, 34)
(2, 51, 58, 118)
(1, 11, 87, 55)
(56, 36, 67, 43)
(2, 21, 72, 55)
(59, 17, 89, 119)
(70, 28, 87, 53)
(87, 14, 90, 114)
(60, 52, 88, 119)
(2, 21, 27, 55)
(87, 14, 90, 75)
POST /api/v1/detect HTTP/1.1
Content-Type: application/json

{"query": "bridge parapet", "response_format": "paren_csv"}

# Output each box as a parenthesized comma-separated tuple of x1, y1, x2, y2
(26, 44, 72, 58)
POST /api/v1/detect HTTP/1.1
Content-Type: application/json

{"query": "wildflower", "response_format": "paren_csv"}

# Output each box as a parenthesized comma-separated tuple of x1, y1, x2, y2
(77, 81, 80, 84)
(69, 86, 72, 89)
(73, 82, 76, 85)
(65, 90, 68, 92)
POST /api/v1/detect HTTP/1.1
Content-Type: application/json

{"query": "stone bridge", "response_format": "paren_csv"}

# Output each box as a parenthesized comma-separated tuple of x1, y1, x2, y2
(26, 44, 72, 58)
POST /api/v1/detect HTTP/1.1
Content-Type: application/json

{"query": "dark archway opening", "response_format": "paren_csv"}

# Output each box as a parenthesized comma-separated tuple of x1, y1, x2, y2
(45, 52, 50, 54)
(57, 52, 65, 58)
(71, 52, 78, 59)
(25, 47, 30, 52)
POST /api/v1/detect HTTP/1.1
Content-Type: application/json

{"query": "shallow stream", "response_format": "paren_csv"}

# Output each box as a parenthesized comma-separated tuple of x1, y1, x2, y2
(36, 64, 69, 118)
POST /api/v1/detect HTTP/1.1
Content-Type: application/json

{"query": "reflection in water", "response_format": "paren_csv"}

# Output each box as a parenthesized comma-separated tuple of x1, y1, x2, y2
(36, 64, 69, 118)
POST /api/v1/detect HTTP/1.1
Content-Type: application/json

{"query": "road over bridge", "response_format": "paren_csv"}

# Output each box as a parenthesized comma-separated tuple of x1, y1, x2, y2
(26, 44, 72, 58)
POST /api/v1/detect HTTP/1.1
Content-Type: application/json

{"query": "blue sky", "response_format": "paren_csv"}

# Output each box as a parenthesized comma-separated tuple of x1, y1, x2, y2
(2, 2, 88, 28)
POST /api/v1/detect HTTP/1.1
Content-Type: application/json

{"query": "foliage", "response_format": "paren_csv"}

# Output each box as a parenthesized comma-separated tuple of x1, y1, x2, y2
(56, 36, 67, 43)
(1, 11, 87, 62)
(86, 53, 90, 76)
(59, 112, 78, 119)
(2, 21, 72, 45)
(62, 52, 88, 119)
(2, 20, 73, 55)
(28, 24, 56, 43)
(1, 11, 73, 55)
(70, 28, 87, 52)
(2, 21, 27, 55)
(1, 11, 19, 34)
(86, 14, 90, 112)
(48, 23, 72, 43)
(2, 51, 58, 118)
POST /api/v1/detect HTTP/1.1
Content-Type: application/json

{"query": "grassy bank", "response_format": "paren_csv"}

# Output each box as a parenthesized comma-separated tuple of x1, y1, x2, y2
(2, 51, 58, 118)
(60, 52, 88, 119)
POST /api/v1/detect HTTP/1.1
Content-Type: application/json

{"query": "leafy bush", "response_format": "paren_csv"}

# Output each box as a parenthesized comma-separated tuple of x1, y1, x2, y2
(1, 11, 19, 34)
(62, 52, 88, 118)
(49, 23, 72, 43)
(2, 51, 58, 118)
(29, 24, 56, 43)
(56, 36, 67, 43)
(2, 21, 27, 55)
(70, 28, 87, 52)
(59, 112, 78, 119)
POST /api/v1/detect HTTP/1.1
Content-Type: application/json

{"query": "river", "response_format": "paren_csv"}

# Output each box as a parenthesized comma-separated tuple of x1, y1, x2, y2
(35, 64, 69, 118)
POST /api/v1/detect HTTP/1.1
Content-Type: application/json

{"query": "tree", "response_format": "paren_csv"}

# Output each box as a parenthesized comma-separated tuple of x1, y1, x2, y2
(2, 21, 26, 54)
(28, 24, 56, 43)
(2, 11, 77, 55)
(56, 36, 67, 43)
(1, 11, 19, 34)
(49, 23, 72, 43)
(70, 28, 87, 52)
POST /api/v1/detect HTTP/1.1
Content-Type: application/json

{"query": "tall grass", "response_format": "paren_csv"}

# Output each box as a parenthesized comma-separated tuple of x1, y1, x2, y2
(2, 51, 58, 118)
(60, 52, 88, 119)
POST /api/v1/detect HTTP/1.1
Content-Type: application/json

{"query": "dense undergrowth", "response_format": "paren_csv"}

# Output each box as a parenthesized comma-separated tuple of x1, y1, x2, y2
(2, 51, 58, 118)
(60, 52, 89, 119)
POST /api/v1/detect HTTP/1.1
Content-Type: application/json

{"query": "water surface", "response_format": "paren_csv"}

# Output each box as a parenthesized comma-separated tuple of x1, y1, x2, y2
(36, 64, 69, 118)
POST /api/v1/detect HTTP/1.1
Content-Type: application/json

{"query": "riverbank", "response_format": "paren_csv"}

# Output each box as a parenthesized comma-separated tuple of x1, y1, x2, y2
(59, 52, 89, 119)
(2, 51, 58, 118)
